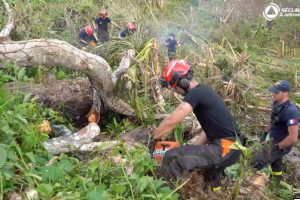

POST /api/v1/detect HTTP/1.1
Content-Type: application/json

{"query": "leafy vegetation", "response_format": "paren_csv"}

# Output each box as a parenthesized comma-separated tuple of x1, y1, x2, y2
(0, 82, 179, 199)
(1, 0, 300, 199)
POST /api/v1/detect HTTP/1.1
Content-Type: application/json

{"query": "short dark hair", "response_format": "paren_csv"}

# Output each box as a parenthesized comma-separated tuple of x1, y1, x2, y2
(169, 33, 175, 37)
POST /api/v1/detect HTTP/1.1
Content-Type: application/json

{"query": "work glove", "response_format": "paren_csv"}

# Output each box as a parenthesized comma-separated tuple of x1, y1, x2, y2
(148, 137, 161, 158)
(238, 134, 247, 146)
(271, 143, 284, 153)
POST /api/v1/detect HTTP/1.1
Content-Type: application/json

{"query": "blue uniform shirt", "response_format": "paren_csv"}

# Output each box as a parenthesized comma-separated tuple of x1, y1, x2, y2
(94, 17, 111, 32)
(270, 100, 299, 143)
(165, 38, 179, 53)
(79, 29, 96, 43)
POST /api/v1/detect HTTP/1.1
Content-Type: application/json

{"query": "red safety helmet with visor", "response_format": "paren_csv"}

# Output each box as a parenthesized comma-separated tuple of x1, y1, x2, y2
(160, 59, 192, 88)
(127, 22, 137, 31)
(85, 26, 94, 36)
(99, 10, 108, 17)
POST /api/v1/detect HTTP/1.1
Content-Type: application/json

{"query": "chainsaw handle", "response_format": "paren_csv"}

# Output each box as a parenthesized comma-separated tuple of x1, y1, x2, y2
(161, 143, 170, 150)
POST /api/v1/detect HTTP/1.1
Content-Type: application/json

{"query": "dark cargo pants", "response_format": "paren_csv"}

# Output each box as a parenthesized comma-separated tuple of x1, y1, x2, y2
(160, 139, 241, 186)
(98, 30, 109, 43)
(252, 142, 293, 174)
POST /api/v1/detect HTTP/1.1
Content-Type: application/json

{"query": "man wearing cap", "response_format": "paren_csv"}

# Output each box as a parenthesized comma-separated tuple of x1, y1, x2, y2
(152, 59, 244, 191)
(253, 80, 299, 180)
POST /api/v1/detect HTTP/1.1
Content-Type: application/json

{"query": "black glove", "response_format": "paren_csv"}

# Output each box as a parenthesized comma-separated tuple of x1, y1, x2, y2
(271, 143, 280, 152)
(148, 138, 161, 158)
(238, 134, 247, 146)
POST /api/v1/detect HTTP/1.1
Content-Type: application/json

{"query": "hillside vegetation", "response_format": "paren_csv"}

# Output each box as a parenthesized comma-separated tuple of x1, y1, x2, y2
(0, 0, 299, 199)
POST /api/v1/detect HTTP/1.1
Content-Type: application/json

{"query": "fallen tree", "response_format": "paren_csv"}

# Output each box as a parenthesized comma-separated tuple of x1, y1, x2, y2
(4, 77, 106, 125)
(0, 39, 135, 116)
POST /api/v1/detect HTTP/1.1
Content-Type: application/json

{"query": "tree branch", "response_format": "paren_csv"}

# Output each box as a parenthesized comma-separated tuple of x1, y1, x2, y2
(0, 39, 135, 116)
(0, 0, 14, 41)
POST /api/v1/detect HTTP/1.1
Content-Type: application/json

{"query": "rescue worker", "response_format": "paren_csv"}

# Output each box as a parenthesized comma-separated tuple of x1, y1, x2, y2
(165, 33, 180, 60)
(253, 80, 299, 180)
(94, 10, 111, 43)
(153, 59, 242, 191)
(79, 26, 97, 47)
(119, 22, 137, 39)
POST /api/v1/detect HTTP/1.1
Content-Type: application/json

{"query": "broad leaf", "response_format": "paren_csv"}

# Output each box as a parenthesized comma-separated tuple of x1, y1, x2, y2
(86, 185, 109, 200)
(0, 147, 7, 165)
(37, 183, 53, 196)
(111, 184, 126, 194)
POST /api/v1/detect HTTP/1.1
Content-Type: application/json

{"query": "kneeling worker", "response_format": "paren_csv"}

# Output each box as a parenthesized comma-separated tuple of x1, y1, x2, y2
(153, 59, 243, 191)
(79, 26, 97, 47)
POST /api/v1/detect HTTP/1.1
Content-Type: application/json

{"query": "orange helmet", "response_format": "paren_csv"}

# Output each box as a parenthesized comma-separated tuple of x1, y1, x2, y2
(85, 26, 94, 36)
(160, 59, 192, 88)
(99, 10, 108, 17)
(127, 22, 137, 31)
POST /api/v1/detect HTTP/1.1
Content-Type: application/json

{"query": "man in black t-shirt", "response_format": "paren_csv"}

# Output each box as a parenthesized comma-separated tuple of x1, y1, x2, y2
(165, 33, 180, 60)
(94, 10, 111, 43)
(154, 59, 242, 191)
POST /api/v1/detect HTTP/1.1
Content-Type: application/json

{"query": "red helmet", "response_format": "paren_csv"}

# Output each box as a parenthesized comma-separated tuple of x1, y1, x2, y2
(99, 10, 108, 17)
(85, 26, 94, 36)
(127, 22, 137, 31)
(161, 59, 191, 88)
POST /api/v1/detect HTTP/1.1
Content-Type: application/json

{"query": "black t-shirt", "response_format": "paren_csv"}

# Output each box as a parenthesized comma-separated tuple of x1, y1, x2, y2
(165, 38, 178, 52)
(183, 84, 238, 140)
(94, 17, 111, 31)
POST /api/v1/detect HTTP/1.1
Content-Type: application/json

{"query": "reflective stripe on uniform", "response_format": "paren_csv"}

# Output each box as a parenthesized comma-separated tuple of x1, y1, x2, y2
(272, 171, 283, 176)
(221, 139, 235, 158)
(212, 186, 221, 191)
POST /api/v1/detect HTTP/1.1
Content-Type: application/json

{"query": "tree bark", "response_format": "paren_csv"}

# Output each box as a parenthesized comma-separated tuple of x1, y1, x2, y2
(44, 122, 121, 155)
(0, 0, 14, 42)
(0, 39, 135, 116)
(4, 77, 109, 125)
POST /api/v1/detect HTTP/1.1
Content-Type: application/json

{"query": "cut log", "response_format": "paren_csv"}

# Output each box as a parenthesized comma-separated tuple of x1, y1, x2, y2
(44, 122, 102, 155)
(0, 39, 134, 116)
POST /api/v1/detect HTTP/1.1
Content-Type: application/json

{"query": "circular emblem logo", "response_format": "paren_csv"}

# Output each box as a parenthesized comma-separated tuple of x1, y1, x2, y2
(263, 3, 280, 21)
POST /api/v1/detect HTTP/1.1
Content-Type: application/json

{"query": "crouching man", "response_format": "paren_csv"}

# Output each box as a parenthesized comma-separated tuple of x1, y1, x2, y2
(153, 59, 243, 191)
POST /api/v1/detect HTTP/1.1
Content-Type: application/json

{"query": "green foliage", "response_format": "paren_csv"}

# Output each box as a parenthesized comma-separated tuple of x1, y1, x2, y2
(0, 82, 178, 199)
(1, 0, 300, 199)
(268, 180, 295, 200)
(225, 162, 241, 179)
(1, 63, 31, 82)
(106, 118, 135, 137)
(173, 124, 185, 145)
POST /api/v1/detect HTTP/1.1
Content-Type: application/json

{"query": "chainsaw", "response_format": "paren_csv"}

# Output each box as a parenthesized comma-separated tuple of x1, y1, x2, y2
(152, 141, 180, 166)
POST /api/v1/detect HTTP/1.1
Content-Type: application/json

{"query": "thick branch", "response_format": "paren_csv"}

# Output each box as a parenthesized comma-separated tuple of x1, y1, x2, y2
(0, 0, 14, 41)
(0, 39, 134, 116)
(111, 49, 136, 86)
(44, 123, 101, 155)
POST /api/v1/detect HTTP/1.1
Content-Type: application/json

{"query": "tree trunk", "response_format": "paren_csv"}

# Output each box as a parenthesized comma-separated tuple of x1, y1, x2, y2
(0, 39, 134, 116)
(4, 77, 108, 125)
